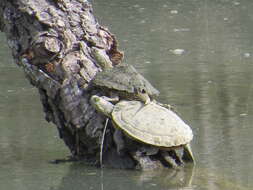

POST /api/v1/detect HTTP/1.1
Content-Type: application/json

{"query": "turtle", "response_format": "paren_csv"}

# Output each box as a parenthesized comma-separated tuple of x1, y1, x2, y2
(91, 64, 159, 104)
(90, 95, 195, 167)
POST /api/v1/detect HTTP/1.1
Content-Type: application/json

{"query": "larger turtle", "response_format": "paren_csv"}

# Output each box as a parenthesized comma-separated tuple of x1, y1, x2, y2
(90, 95, 195, 167)
(91, 64, 159, 104)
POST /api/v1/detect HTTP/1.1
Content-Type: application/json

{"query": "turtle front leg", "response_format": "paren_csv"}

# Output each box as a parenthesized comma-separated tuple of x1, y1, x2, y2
(101, 96, 119, 102)
(101, 92, 120, 102)
(113, 128, 126, 156)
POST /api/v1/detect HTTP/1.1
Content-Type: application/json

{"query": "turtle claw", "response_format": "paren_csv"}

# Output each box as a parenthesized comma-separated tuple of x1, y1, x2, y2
(144, 98, 151, 105)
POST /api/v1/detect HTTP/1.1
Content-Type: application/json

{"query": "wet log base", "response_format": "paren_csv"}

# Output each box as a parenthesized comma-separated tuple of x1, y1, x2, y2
(0, 0, 192, 170)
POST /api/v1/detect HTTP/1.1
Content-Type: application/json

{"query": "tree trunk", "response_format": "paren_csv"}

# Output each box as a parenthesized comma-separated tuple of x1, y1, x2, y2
(0, 0, 192, 169)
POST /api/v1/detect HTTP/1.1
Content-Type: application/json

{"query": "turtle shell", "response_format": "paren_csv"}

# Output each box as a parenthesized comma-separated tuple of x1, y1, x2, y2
(92, 64, 159, 97)
(112, 101, 193, 147)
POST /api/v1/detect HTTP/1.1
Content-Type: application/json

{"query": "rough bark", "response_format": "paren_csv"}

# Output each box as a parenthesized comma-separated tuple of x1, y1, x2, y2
(0, 0, 191, 169)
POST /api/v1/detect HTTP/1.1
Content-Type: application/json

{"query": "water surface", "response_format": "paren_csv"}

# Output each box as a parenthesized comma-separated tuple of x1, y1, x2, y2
(1, 0, 253, 189)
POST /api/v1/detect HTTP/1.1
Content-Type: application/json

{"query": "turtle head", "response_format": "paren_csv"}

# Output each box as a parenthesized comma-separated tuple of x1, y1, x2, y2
(90, 95, 114, 118)
(136, 88, 151, 104)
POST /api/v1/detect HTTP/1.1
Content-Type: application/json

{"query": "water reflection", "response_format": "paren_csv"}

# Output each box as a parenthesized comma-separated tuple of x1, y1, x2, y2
(1, 0, 253, 189)
(53, 163, 195, 190)
(50, 163, 250, 190)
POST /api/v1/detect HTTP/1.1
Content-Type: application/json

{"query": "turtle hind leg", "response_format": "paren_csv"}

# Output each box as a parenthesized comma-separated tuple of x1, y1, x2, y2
(182, 144, 195, 163)
(160, 151, 179, 168)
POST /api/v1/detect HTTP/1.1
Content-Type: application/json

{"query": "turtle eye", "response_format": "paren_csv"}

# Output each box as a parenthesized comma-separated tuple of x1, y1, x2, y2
(141, 89, 146, 93)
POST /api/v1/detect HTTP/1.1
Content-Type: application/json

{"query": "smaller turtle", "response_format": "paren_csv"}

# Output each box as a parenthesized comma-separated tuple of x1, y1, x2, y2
(90, 95, 195, 167)
(91, 64, 159, 104)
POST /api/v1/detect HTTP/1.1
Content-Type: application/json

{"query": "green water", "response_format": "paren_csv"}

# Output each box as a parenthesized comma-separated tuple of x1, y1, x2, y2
(1, 0, 253, 189)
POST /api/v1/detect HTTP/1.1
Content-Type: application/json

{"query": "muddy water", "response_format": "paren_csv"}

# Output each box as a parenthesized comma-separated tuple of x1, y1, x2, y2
(0, 0, 253, 189)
